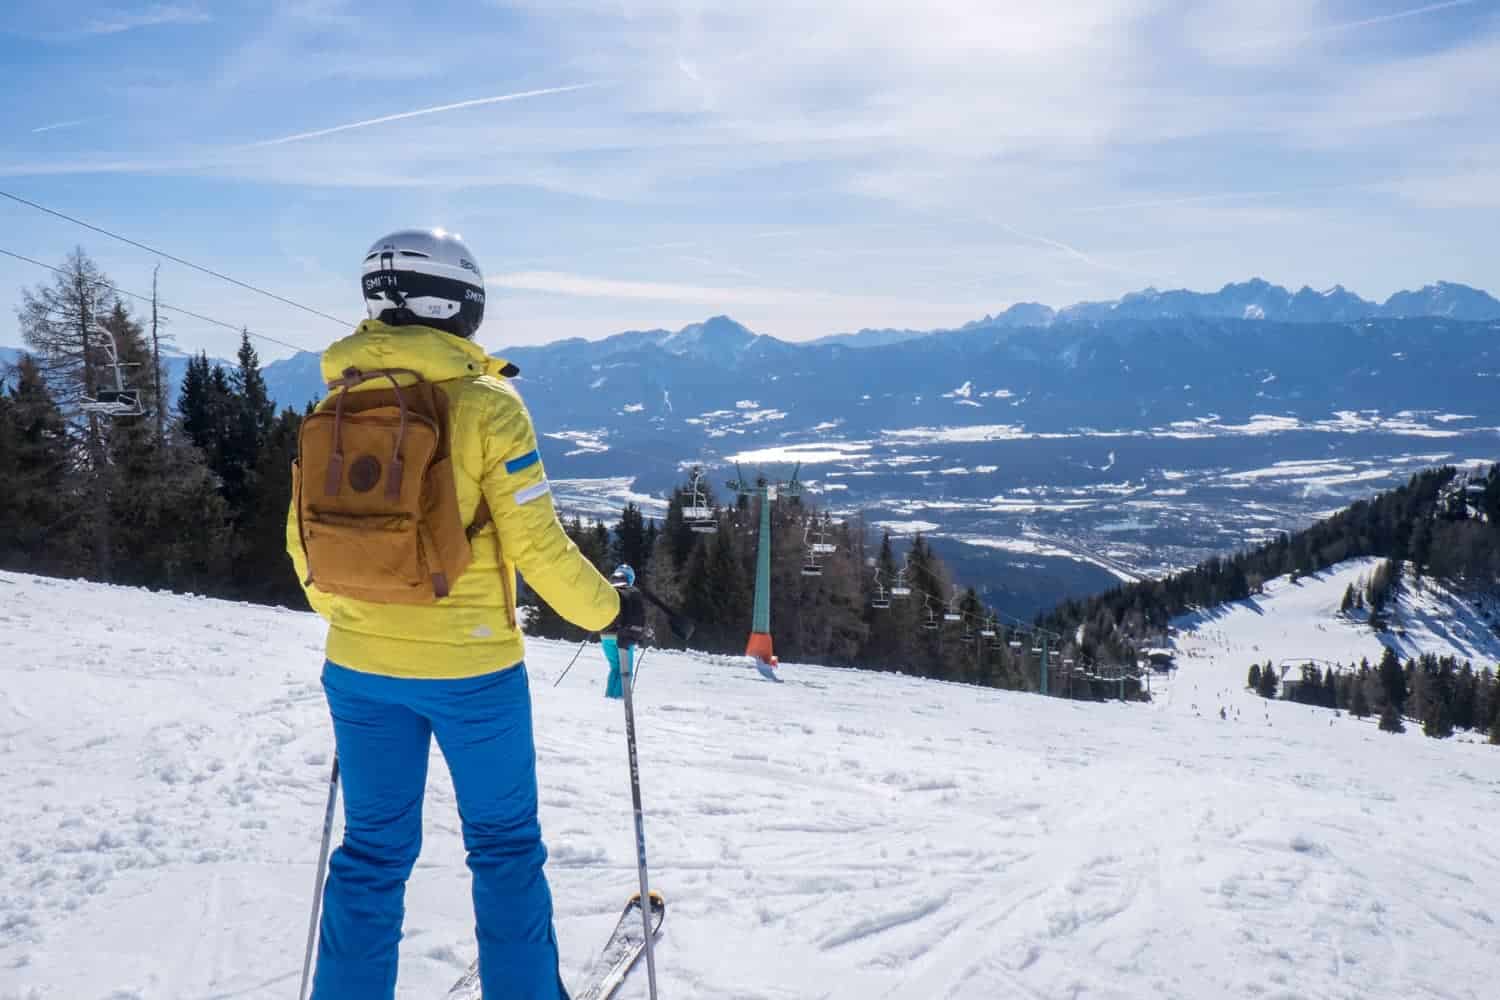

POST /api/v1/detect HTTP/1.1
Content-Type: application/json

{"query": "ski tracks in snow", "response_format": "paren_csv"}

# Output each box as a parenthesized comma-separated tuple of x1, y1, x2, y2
(3, 572, 1498, 999)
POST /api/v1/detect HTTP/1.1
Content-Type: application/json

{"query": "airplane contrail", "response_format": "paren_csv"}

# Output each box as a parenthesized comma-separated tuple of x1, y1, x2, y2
(1325, 0, 1475, 35)
(995, 221, 1126, 274)
(32, 120, 86, 134)
(249, 83, 599, 148)
(1073, 190, 1284, 214)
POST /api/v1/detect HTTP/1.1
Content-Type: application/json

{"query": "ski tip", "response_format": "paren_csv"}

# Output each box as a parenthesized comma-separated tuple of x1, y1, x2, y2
(626, 890, 666, 915)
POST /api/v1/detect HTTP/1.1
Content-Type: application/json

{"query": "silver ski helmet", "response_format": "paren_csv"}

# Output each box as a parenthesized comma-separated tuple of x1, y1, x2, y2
(362, 228, 486, 338)
(611, 564, 636, 588)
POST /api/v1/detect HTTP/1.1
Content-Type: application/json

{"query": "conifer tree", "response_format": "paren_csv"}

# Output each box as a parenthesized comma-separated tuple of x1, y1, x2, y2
(1351, 671, 1372, 718)
(612, 503, 650, 577)
(0, 355, 78, 573)
(240, 407, 306, 606)
(100, 304, 231, 593)
(1453, 664, 1478, 732)
(1378, 646, 1406, 717)
(17, 249, 134, 577)
(1421, 659, 1456, 738)
(1257, 662, 1280, 699)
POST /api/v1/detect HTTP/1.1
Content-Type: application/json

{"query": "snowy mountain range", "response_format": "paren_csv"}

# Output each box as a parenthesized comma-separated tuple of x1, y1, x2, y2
(819, 278, 1500, 346)
(8, 280, 1500, 614)
(246, 285, 1500, 421)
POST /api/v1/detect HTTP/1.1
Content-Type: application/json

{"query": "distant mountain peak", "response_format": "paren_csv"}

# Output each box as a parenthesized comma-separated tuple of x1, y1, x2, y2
(1381, 282, 1500, 321)
(672, 314, 757, 342)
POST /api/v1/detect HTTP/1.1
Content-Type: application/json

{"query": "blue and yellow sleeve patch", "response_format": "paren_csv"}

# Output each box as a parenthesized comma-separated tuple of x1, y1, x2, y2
(504, 448, 541, 475)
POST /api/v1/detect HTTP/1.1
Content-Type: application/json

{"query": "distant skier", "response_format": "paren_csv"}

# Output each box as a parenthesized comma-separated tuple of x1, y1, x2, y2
(602, 565, 648, 698)
(287, 229, 621, 1000)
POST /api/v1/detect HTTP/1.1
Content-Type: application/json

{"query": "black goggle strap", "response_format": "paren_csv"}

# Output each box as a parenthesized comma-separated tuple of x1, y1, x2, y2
(377, 251, 407, 308)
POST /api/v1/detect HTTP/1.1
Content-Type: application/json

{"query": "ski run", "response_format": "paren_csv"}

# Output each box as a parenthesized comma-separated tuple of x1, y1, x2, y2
(2, 567, 1497, 1000)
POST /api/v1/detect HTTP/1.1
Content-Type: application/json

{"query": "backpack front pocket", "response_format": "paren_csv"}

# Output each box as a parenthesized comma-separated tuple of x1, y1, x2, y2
(303, 509, 426, 596)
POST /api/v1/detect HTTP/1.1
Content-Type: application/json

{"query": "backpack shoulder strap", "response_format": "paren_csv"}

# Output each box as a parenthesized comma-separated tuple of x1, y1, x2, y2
(466, 497, 492, 542)
(326, 366, 429, 391)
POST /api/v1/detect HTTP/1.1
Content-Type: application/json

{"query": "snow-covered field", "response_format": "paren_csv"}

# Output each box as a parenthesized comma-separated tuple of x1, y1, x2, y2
(1170, 557, 1500, 694)
(2, 570, 1498, 999)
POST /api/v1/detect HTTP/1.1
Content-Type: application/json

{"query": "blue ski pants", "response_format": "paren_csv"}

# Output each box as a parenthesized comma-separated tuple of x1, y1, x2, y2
(311, 660, 569, 1000)
(601, 635, 629, 700)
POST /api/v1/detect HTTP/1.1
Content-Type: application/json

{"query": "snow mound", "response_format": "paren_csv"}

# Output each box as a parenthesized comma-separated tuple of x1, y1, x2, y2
(1, 571, 1496, 998)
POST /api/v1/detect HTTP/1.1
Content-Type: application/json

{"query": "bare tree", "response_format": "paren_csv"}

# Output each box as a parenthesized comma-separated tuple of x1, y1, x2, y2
(16, 248, 126, 578)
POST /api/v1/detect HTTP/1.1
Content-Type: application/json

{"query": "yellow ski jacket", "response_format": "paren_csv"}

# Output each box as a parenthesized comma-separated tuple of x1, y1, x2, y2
(286, 320, 619, 678)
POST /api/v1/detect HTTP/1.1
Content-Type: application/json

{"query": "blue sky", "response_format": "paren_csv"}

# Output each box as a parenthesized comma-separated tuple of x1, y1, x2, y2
(1, 1, 1496, 359)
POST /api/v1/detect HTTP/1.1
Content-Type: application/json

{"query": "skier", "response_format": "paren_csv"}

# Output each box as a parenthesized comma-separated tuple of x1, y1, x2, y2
(287, 228, 621, 1000)
(602, 565, 647, 698)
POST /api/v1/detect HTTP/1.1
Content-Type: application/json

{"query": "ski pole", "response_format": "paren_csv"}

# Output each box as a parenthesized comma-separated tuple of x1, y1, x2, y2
(638, 585, 695, 642)
(299, 754, 340, 1000)
(617, 641, 659, 999)
(630, 649, 649, 691)
(552, 638, 591, 688)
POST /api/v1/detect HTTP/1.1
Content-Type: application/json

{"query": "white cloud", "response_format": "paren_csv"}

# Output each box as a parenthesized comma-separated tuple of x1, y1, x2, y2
(81, 4, 209, 36)
(1375, 169, 1500, 209)
(5, 0, 1498, 351)
(487, 271, 994, 324)
(490, 271, 818, 306)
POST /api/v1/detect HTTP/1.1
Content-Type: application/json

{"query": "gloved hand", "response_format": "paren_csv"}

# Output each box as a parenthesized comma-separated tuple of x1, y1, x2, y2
(602, 585, 647, 640)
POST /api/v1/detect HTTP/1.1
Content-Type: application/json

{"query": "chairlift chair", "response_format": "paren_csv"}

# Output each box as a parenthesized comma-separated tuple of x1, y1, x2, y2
(889, 557, 912, 597)
(870, 572, 891, 610)
(80, 325, 144, 418)
(81, 387, 143, 417)
(810, 522, 838, 556)
(684, 470, 718, 533)
(943, 589, 962, 623)
(801, 524, 826, 576)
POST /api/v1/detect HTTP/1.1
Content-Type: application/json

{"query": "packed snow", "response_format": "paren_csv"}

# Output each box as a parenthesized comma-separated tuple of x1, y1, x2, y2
(2, 570, 1497, 999)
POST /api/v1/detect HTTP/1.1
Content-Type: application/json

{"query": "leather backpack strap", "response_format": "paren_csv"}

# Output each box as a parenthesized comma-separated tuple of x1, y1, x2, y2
(466, 496, 492, 542)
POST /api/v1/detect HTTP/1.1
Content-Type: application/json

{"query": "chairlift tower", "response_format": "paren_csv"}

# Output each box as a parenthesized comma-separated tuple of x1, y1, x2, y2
(727, 462, 802, 671)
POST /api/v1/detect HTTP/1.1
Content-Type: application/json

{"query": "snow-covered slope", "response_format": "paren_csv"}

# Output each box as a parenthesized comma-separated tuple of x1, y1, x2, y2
(2, 571, 1496, 999)
(1168, 557, 1500, 716)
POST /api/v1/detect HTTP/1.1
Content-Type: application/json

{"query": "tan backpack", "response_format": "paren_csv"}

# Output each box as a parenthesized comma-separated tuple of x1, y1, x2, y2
(293, 367, 490, 604)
